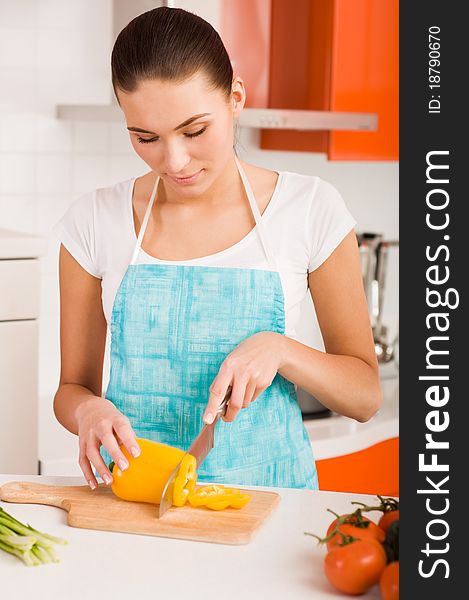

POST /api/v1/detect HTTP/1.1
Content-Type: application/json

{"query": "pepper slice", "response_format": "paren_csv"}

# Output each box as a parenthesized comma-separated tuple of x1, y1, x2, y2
(187, 484, 251, 510)
(172, 454, 198, 507)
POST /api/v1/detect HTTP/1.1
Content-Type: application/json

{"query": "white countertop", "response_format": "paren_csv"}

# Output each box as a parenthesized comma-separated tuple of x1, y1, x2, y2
(306, 376, 399, 460)
(0, 474, 386, 599)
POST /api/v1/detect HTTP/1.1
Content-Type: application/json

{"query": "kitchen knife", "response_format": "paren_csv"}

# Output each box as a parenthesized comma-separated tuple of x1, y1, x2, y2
(158, 388, 232, 518)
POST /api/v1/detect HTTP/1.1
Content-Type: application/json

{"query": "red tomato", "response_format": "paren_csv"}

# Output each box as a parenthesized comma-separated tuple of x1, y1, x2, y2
(326, 515, 386, 550)
(379, 510, 400, 533)
(324, 538, 387, 595)
(380, 561, 399, 600)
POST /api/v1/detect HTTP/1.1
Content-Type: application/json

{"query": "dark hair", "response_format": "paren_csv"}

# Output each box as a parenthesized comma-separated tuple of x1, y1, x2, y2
(111, 7, 233, 102)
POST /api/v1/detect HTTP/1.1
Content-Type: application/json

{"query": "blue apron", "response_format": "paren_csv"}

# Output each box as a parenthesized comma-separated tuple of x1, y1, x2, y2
(100, 157, 318, 489)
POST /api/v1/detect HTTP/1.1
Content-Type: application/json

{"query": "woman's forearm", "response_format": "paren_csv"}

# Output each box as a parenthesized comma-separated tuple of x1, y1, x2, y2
(53, 383, 103, 436)
(277, 334, 382, 422)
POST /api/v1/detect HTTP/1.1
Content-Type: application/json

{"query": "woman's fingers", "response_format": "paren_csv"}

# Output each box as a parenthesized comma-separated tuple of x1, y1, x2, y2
(113, 418, 141, 459)
(87, 442, 114, 485)
(203, 370, 232, 424)
(205, 360, 272, 423)
(78, 444, 98, 490)
(80, 428, 140, 491)
(101, 431, 131, 473)
(76, 401, 142, 488)
(242, 379, 258, 408)
(223, 374, 248, 422)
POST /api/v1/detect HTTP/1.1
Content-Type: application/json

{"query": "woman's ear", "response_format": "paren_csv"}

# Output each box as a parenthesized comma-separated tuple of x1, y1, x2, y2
(231, 76, 246, 117)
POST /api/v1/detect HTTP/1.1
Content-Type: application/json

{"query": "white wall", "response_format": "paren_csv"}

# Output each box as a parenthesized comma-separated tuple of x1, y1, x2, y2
(0, 0, 398, 473)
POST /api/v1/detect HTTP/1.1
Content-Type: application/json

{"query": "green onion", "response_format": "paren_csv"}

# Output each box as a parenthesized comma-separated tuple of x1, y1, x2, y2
(0, 506, 68, 566)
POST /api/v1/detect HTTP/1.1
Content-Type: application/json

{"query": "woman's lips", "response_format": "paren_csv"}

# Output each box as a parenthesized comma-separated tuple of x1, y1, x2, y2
(167, 169, 203, 185)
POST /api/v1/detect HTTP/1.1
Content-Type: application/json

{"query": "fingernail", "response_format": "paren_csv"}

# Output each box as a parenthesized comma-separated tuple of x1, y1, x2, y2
(203, 412, 214, 424)
(88, 480, 96, 490)
(118, 459, 129, 471)
(130, 446, 141, 458)
(103, 473, 112, 485)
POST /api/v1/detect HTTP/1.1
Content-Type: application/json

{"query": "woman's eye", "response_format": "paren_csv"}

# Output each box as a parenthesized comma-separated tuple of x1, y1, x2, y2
(136, 126, 207, 144)
(137, 137, 158, 144)
(184, 127, 207, 138)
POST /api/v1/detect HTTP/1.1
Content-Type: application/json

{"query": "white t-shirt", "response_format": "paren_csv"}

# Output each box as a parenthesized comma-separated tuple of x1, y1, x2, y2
(53, 171, 356, 341)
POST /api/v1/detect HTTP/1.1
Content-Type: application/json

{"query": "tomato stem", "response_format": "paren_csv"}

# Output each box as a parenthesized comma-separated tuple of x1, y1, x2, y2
(326, 507, 369, 524)
(351, 495, 399, 514)
(306, 510, 366, 546)
(305, 500, 393, 549)
(304, 532, 323, 543)
(337, 531, 357, 546)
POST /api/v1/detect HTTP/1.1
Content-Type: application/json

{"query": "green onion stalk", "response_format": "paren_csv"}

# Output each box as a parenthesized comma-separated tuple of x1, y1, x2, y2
(0, 506, 68, 566)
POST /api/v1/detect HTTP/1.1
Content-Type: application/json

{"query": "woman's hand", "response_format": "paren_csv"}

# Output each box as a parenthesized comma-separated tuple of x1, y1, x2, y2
(75, 397, 141, 489)
(203, 332, 286, 424)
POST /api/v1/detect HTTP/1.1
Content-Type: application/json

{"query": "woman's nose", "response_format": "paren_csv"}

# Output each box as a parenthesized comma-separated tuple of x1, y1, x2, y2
(161, 142, 191, 175)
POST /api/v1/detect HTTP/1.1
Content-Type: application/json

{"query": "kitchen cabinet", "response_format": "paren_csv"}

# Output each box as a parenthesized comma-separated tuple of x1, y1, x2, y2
(0, 230, 46, 475)
(305, 378, 399, 495)
(316, 437, 399, 496)
(221, 0, 398, 160)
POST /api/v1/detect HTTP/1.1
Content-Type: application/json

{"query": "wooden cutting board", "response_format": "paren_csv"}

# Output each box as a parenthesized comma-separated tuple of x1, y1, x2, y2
(0, 481, 280, 545)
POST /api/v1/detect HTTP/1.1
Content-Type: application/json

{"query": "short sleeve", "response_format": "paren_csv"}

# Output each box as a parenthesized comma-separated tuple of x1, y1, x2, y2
(307, 179, 357, 273)
(52, 190, 101, 278)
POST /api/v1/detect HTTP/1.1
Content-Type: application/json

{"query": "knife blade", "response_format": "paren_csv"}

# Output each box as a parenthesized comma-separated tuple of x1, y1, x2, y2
(158, 388, 232, 518)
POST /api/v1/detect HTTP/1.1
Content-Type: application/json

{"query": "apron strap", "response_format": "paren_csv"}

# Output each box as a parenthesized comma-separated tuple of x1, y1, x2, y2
(234, 155, 279, 272)
(130, 174, 160, 265)
(130, 158, 279, 271)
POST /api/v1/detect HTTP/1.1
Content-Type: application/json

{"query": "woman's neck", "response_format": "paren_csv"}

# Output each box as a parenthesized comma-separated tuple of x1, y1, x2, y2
(156, 154, 244, 208)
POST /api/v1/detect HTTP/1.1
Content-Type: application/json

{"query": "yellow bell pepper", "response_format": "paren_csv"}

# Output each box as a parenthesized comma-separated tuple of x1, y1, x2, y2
(171, 453, 197, 507)
(109, 438, 197, 506)
(187, 484, 251, 510)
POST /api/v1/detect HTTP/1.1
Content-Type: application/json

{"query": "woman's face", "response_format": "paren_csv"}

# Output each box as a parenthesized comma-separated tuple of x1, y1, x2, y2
(117, 73, 245, 198)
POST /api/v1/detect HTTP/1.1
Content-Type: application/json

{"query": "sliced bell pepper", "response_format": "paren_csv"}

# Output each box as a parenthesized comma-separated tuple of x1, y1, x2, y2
(109, 438, 197, 506)
(172, 453, 198, 507)
(109, 438, 249, 511)
(187, 484, 251, 510)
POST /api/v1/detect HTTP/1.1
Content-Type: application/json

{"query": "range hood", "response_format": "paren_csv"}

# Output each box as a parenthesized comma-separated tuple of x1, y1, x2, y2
(56, 0, 377, 132)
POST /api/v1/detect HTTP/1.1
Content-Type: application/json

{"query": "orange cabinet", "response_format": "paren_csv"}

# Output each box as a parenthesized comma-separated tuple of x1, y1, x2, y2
(221, 0, 398, 160)
(220, 0, 272, 108)
(316, 437, 399, 496)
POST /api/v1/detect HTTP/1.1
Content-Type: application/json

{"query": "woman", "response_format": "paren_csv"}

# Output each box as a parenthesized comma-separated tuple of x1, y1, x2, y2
(53, 7, 381, 491)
